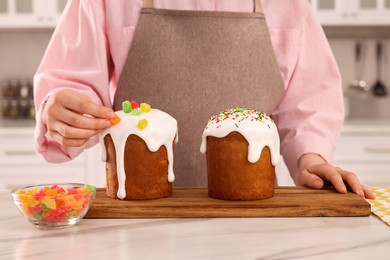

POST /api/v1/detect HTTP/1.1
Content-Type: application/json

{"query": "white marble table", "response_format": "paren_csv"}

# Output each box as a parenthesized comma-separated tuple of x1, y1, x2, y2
(1, 192, 389, 260)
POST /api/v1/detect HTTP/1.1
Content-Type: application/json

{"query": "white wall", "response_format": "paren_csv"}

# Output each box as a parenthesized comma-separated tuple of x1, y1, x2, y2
(0, 30, 53, 81)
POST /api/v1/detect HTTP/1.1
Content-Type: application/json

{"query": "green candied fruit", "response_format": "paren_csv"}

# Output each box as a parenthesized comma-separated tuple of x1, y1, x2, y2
(122, 100, 132, 113)
(66, 211, 77, 217)
(84, 184, 95, 192)
(130, 109, 143, 116)
(41, 203, 50, 211)
(32, 213, 43, 220)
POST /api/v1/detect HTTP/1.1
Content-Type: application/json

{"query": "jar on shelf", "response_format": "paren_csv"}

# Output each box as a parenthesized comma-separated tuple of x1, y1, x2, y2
(19, 80, 30, 99)
(9, 80, 20, 99)
(1, 79, 10, 98)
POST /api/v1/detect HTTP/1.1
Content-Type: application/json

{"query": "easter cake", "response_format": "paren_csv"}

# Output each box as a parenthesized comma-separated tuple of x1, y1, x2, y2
(100, 101, 178, 200)
(200, 108, 280, 201)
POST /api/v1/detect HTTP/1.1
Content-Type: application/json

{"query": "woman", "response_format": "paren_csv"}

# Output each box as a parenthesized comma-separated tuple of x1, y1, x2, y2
(34, 0, 375, 199)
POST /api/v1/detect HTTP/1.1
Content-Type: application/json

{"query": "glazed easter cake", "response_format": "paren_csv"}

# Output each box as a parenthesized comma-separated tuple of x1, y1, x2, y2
(100, 101, 178, 200)
(200, 108, 280, 200)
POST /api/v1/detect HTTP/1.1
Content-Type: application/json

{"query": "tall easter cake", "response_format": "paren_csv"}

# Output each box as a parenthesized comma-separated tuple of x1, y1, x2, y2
(200, 108, 280, 200)
(100, 101, 178, 200)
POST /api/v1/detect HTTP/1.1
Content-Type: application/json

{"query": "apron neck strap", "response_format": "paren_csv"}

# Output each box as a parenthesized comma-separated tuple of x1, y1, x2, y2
(143, 0, 263, 13)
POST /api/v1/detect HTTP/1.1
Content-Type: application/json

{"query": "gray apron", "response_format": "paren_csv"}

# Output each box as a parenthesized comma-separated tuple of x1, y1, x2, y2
(113, 0, 285, 186)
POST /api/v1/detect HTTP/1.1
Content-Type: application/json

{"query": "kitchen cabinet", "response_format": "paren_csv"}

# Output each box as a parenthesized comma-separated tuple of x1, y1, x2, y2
(0, 127, 105, 191)
(310, 0, 390, 25)
(277, 122, 390, 188)
(0, 0, 67, 28)
(334, 133, 390, 187)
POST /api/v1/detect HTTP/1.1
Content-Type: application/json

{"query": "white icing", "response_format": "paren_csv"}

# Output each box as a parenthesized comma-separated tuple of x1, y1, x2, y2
(100, 109, 178, 200)
(200, 108, 280, 166)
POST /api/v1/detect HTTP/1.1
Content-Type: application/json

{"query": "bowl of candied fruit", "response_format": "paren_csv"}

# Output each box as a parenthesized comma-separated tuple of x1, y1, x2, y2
(11, 183, 96, 228)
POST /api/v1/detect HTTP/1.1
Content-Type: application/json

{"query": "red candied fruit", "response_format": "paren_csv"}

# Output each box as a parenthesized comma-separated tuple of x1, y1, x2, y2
(28, 205, 41, 215)
(131, 101, 139, 109)
(32, 189, 46, 201)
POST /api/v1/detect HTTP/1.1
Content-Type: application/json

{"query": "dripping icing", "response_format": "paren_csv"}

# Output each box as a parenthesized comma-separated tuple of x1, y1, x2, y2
(100, 109, 178, 199)
(200, 108, 280, 166)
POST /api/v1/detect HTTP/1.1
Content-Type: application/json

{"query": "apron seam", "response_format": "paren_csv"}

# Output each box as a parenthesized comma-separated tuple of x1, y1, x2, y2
(141, 9, 265, 19)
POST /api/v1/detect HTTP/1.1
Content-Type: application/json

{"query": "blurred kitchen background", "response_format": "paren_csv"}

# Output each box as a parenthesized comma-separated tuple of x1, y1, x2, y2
(0, 0, 389, 191)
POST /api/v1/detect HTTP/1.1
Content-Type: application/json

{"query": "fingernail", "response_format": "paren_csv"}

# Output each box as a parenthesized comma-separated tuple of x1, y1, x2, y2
(105, 120, 112, 127)
(342, 186, 347, 193)
(313, 180, 321, 188)
(107, 112, 115, 118)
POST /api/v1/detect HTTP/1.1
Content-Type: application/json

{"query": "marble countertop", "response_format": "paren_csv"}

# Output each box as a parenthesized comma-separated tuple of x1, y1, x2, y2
(1, 193, 389, 260)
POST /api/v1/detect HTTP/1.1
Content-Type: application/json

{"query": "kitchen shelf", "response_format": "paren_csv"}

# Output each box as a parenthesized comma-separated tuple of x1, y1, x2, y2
(0, 0, 67, 28)
(310, 0, 390, 26)
(324, 25, 390, 38)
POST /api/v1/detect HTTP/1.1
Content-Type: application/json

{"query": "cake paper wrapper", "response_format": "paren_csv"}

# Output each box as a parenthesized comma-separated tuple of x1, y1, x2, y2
(366, 187, 390, 226)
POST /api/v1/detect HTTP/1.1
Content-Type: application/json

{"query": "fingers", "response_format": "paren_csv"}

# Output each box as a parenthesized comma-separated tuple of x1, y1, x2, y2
(302, 163, 375, 199)
(52, 120, 100, 139)
(48, 90, 114, 120)
(363, 186, 376, 200)
(297, 169, 324, 189)
(337, 168, 364, 197)
(43, 89, 115, 147)
(49, 129, 90, 147)
(48, 120, 100, 147)
(307, 164, 347, 194)
(49, 105, 111, 130)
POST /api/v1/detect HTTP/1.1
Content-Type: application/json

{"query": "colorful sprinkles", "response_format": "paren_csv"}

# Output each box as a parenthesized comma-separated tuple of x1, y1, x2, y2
(206, 107, 274, 129)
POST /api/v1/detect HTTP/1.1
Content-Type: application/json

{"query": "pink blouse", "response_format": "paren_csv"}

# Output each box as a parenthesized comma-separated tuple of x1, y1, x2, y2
(34, 0, 344, 180)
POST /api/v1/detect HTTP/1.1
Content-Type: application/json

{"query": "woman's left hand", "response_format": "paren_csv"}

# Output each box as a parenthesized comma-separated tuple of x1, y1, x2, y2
(296, 153, 375, 199)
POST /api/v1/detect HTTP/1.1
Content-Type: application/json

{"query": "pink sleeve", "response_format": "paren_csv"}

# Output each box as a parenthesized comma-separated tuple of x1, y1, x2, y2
(271, 3, 344, 181)
(33, 0, 113, 163)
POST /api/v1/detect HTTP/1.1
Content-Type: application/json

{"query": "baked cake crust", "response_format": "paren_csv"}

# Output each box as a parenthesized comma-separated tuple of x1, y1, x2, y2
(104, 134, 172, 200)
(101, 105, 177, 200)
(206, 132, 275, 200)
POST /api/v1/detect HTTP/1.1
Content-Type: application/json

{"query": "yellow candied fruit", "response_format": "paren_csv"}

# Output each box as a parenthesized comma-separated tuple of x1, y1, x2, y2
(64, 195, 77, 208)
(30, 188, 39, 195)
(140, 103, 151, 113)
(26, 196, 40, 207)
(137, 119, 148, 131)
(15, 189, 26, 195)
(110, 114, 121, 125)
(42, 197, 57, 209)
(73, 200, 84, 210)
(45, 189, 58, 196)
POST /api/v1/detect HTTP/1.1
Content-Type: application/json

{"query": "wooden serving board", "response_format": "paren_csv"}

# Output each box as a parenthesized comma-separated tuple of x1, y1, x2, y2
(85, 187, 371, 218)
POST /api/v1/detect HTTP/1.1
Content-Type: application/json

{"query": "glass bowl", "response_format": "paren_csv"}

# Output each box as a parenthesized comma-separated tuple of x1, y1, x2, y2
(11, 183, 96, 228)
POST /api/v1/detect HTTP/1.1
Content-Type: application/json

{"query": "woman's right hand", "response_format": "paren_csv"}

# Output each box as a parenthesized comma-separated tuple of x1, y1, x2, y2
(42, 89, 115, 147)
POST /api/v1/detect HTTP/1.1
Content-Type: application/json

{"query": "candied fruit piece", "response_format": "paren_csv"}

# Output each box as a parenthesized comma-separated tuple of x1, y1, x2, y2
(122, 100, 132, 113)
(42, 197, 56, 209)
(130, 109, 143, 116)
(137, 119, 148, 131)
(15, 189, 26, 195)
(110, 114, 121, 125)
(84, 184, 95, 192)
(131, 101, 139, 109)
(140, 103, 151, 113)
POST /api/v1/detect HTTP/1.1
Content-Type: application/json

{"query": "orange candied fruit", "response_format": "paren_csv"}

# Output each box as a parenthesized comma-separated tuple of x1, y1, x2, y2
(110, 114, 121, 125)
